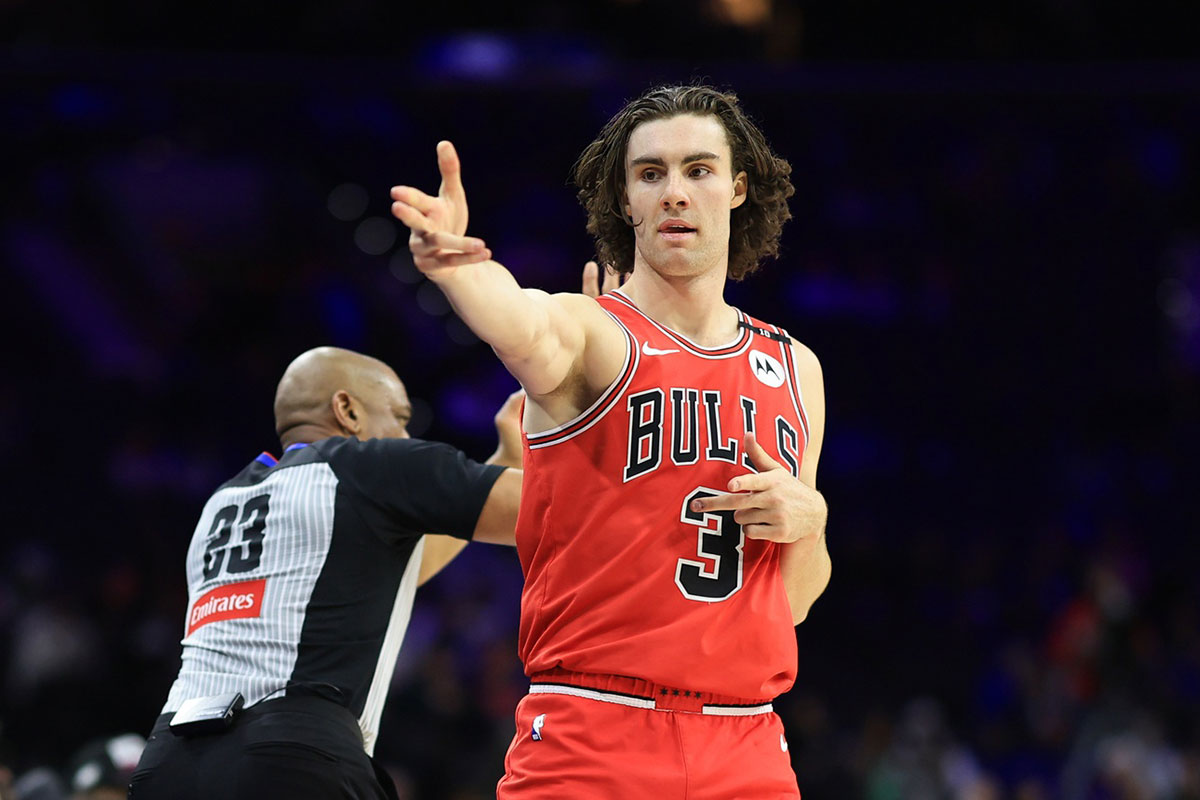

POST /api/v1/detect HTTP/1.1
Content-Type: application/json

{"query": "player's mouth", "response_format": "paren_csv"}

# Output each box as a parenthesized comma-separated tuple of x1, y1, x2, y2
(657, 219, 697, 241)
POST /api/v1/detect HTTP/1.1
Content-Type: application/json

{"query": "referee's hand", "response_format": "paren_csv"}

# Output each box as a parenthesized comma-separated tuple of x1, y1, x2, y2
(489, 390, 526, 469)
(581, 260, 624, 298)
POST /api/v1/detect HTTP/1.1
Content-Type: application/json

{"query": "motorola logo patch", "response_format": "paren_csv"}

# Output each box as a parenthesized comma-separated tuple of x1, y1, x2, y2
(749, 350, 786, 388)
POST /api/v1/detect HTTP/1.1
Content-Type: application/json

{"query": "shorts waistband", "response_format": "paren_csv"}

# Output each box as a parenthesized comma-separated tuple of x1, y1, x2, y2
(527, 668, 774, 716)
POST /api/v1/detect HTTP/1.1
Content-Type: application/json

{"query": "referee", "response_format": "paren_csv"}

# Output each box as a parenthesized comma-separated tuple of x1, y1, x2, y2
(128, 346, 523, 800)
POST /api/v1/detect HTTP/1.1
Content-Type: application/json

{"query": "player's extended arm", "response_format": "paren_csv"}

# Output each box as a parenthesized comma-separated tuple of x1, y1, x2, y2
(391, 142, 615, 400)
(689, 342, 830, 625)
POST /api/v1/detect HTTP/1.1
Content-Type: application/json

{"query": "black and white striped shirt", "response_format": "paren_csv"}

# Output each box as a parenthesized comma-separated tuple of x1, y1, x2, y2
(162, 436, 504, 755)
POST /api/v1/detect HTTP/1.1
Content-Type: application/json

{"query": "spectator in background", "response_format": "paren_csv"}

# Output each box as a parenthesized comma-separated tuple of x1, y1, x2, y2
(65, 734, 145, 800)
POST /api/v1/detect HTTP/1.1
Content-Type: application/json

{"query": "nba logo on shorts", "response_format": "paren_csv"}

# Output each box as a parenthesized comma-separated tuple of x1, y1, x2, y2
(531, 713, 546, 741)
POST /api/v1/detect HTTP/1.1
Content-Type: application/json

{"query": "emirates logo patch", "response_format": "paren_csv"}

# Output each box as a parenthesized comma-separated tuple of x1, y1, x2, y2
(187, 579, 267, 636)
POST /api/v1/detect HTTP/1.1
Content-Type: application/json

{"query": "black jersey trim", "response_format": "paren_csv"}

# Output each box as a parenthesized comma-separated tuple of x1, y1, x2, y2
(771, 324, 810, 447)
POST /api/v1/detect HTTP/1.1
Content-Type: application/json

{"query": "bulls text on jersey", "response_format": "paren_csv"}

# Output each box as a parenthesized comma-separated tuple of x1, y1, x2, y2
(624, 387, 802, 482)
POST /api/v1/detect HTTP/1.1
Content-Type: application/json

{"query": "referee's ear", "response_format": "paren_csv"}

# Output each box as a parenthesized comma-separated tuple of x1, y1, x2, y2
(331, 390, 365, 439)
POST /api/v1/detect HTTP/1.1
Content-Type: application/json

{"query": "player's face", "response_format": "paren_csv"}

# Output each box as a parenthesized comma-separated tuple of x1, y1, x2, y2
(358, 371, 413, 440)
(623, 114, 747, 278)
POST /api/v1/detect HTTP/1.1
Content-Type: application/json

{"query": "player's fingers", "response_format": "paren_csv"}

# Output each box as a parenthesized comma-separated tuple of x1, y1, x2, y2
(743, 433, 784, 473)
(689, 492, 757, 514)
(743, 523, 786, 542)
(409, 230, 486, 255)
(582, 261, 600, 297)
(726, 471, 774, 493)
(601, 265, 622, 294)
(437, 141, 465, 199)
(391, 186, 438, 214)
(732, 508, 775, 527)
(414, 249, 492, 269)
(392, 201, 434, 233)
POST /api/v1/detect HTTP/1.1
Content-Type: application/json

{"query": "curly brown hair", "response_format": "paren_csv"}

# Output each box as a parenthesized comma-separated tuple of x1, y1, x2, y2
(572, 84, 794, 281)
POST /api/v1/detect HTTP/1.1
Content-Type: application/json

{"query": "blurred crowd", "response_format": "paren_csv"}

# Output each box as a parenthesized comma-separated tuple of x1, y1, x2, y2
(2, 28, 1199, 800)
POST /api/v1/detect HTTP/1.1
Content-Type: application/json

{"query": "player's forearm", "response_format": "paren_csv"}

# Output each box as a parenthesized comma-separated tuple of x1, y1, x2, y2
(430, 258, 543, 352)
(431, 260, 579, 397)
(780, 533, 831, 625)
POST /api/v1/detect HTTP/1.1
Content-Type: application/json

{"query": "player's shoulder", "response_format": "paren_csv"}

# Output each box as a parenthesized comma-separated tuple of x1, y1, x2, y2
(788, 337, 821, 375)
(550, 290, 616, 319)
(743, 308, 821, 373)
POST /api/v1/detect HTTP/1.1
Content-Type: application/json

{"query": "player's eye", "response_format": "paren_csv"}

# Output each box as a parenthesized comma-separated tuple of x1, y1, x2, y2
(688, 166, 711, 178)
(640, 168, 662, 182)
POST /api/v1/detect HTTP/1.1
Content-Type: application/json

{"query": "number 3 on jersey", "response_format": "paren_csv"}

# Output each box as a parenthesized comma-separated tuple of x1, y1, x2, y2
(675, 487, 744, 601)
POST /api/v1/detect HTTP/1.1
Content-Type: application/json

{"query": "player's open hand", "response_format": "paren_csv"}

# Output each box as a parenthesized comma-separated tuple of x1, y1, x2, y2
(581, 260, 625, 298)
(688, 433, 827, 545)
(391, 141, 492, 277)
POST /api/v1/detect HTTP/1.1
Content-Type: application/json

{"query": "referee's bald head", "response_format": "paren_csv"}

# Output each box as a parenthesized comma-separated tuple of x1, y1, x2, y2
(274, 347, 413, 447)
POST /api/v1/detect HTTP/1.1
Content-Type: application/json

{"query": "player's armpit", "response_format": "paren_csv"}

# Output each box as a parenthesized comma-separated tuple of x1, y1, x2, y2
(471, 468, 522, 545)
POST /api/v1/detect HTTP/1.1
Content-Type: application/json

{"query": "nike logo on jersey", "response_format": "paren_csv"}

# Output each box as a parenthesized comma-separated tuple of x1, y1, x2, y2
(642, 342, 680, 356)
(749, 350, 786, 388)
(780, 734, 788, 752)
(531, 713, 546, 741)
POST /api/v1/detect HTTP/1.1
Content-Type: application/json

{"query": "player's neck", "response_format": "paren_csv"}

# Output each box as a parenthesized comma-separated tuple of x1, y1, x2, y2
(279, 421, 342, 450)
(620, 261, 737, 347)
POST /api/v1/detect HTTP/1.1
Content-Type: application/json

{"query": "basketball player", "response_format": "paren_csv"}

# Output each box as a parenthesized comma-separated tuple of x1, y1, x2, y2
(128, 347, 522, 800)
(391, 85, 830, 797)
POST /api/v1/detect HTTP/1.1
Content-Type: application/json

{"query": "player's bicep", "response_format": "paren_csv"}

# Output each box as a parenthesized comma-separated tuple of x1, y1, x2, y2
(792, 340, 826, 489)
(498, 289, 589, 398)
(508, 291, 625, 404)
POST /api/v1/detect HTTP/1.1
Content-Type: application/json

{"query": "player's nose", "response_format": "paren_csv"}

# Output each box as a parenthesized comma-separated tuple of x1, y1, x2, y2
(660, 173, 690, 209)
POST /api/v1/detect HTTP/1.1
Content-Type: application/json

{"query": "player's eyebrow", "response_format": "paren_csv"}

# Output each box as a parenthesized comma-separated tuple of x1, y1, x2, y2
(630, 152, 721, 167)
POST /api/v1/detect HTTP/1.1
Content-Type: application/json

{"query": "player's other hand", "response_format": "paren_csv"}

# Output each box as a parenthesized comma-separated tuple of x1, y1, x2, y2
(490, 389, 526, 469)
(581, 260, 625, 298)
(688, 433, 827, 545)
(391, 141, 492, 277)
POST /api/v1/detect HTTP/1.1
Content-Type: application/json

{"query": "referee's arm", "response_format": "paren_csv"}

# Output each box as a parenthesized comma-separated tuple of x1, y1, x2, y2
(418, 467, 522, 583)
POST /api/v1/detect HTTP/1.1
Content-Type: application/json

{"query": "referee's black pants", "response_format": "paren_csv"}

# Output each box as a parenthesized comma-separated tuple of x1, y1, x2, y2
(128, 695, 396, 800)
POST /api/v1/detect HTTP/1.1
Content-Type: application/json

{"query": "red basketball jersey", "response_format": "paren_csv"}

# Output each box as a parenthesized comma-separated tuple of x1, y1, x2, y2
(514, 290, 811, 700)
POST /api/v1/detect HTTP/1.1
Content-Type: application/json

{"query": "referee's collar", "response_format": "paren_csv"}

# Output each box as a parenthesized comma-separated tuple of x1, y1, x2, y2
(255, 442, 310, 467)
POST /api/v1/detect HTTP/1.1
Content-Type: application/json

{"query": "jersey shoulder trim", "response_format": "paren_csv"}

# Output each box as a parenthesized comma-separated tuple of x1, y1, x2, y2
(747, 317, 810, 446)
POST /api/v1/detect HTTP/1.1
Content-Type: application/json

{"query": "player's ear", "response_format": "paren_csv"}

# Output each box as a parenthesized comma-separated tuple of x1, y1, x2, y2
(331, 390, 363, 437)
(730, 171, 748, 209)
